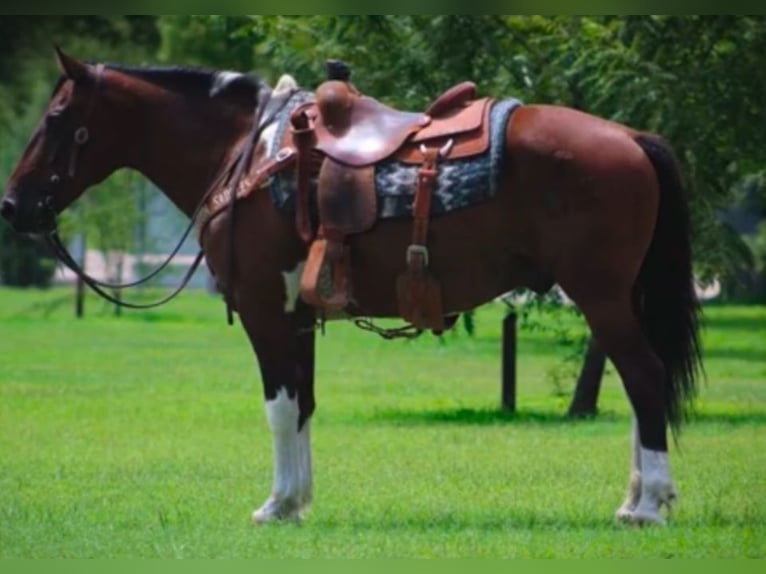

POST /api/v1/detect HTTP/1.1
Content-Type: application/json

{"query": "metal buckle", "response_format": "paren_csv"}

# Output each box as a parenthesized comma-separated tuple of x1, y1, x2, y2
(419, 138, 454, 159)
(406, 244, 429, 267)
(74, 126, 89, 145)
(275, 147, 294, 162)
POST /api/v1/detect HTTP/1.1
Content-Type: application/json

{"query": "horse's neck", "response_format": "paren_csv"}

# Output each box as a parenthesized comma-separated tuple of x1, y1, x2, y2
(130, 95, 251, 217)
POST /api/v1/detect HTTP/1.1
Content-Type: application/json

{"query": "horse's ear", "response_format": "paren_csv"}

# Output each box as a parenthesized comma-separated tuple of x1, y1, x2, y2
(210, 71, 263, 100)
(54, 46, 89, 83)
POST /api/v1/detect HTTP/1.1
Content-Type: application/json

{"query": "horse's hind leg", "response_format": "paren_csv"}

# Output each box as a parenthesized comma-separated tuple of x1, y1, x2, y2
(576, 296, 677, 525)
(237, 294, 316, 524)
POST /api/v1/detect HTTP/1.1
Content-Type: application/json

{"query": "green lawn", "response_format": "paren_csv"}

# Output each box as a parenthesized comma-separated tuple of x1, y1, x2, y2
(0, 287, 764, 557)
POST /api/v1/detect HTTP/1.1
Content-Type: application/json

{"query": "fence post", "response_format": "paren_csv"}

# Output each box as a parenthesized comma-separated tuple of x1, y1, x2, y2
(501, 311, 517, 412)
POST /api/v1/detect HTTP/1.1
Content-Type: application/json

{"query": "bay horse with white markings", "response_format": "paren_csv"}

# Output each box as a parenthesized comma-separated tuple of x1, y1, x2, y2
(1, 50, 701, 525)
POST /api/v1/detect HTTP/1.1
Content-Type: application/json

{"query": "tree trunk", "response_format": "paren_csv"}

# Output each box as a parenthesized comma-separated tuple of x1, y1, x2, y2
(501, 312, 517, 412)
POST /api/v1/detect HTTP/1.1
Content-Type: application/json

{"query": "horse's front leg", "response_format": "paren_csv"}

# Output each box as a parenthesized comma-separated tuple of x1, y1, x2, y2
(238, 292, 315, 524)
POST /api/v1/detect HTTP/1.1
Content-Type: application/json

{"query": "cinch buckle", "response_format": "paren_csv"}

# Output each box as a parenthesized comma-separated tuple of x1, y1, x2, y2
(406, 244, 429, 267)
(419, 138, 454, 159)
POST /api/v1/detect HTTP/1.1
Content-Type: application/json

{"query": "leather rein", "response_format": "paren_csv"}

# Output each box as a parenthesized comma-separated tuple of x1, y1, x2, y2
(40, 63, 297, 315)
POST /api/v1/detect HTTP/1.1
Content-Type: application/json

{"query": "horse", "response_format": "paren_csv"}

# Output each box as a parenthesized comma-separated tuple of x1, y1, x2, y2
(1, 49, 702, 526)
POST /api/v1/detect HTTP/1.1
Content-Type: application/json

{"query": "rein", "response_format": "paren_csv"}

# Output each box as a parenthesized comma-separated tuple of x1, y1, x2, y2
(46, 230, 205, 309)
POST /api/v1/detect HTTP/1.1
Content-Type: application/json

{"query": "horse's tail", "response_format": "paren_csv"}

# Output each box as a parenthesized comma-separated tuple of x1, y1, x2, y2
(632, 133, 703, 436)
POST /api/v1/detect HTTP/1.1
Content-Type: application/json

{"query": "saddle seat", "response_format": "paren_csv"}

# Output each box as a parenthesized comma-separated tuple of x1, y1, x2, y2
(312, 80, 481, 167)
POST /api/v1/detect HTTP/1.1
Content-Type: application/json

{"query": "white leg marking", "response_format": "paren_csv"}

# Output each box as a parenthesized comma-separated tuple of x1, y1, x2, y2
(281, 261, 306, 313)
(252, 387, 312, 523)
(615, 418, 642, 521)
(629, 447, 677, 525)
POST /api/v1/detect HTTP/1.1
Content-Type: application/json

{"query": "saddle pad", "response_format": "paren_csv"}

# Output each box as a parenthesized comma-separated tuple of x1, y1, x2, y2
(268, 94, 521, 220)
(376, 98, 520, 218)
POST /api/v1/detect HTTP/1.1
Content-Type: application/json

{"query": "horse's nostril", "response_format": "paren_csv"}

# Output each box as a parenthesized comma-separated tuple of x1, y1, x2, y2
(0, 198, 17, 221)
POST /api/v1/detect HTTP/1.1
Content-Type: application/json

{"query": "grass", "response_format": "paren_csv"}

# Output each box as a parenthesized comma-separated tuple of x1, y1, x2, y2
(0, 287, 764, 557)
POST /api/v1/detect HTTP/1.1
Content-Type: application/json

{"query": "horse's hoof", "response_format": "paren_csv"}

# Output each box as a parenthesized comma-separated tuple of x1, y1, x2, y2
(618, 496, 675, 526)
(614, 506, 636, 524)
(626, 510, 667, 526)
(251, 497, 303, 525)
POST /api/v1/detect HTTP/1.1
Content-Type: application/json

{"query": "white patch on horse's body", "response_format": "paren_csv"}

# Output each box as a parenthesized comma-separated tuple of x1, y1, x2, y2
(281, 261, 306, 313)
(615, 419, 677, 525)
(255, 74, 298, 169)
(261, 123, 278, 157)
(273, 74, 298, 96)
(252, 387, 312, 523)
(261, 75, 298, 157)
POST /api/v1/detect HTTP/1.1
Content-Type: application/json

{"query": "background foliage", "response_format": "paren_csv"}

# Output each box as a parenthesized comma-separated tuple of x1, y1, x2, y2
(1, 16, 764, 298)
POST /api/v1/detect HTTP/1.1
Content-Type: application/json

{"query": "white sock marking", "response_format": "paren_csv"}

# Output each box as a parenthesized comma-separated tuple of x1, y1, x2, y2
(253, 387, 312, 523)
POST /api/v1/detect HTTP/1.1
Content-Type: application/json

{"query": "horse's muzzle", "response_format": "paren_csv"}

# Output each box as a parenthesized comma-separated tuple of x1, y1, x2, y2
(0, 190, 56, 234)
(0, 196, 17, 223)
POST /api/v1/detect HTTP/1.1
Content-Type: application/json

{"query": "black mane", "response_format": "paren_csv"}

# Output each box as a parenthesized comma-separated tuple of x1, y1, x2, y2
(107, 64, 222, 93)
(51, 62, 264, 101)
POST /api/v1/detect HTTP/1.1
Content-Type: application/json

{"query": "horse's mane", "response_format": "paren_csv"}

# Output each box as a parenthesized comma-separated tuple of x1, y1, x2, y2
(107, 64, 223, 93)
(51, 62, 264, 101)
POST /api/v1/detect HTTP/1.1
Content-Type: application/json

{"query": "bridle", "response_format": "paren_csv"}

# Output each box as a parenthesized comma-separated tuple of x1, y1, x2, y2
(39, 62, 206, 309)
(38, 63, 297, 314)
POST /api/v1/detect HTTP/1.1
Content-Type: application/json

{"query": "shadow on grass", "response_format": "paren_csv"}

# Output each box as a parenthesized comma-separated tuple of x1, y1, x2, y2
(365, 407, 766, 427)
(366, 407, 619, 427)
(701, 347, 766, 362)
(687, 410, 766, 425)
(701, 312, 766, 333)
(313, 511, 754, 532)
(314, 514, 613, 532)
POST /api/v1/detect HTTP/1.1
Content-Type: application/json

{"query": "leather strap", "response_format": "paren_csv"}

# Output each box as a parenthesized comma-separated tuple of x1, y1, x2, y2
(407, 147, 439, 272)
(290, 108, 317, 243)
(199, 147, 297, 236)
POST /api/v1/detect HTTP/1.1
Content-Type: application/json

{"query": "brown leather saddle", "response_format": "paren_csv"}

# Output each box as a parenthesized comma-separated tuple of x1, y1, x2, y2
(288, 61, 495, 332)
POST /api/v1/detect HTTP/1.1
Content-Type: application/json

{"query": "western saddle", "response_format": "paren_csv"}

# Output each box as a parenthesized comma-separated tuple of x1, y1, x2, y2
(287, 61, 494, 332)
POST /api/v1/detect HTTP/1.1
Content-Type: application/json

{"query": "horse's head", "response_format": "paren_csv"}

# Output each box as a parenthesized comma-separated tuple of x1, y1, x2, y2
(0, 49, 129, 233)
(2, 47, 270, 234)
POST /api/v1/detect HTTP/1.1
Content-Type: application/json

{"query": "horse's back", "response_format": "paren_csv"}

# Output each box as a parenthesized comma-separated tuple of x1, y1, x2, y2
(506, 104, 646, 167)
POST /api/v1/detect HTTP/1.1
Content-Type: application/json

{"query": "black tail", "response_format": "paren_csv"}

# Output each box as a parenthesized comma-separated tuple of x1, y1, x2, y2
(633, 134, 703, 435)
